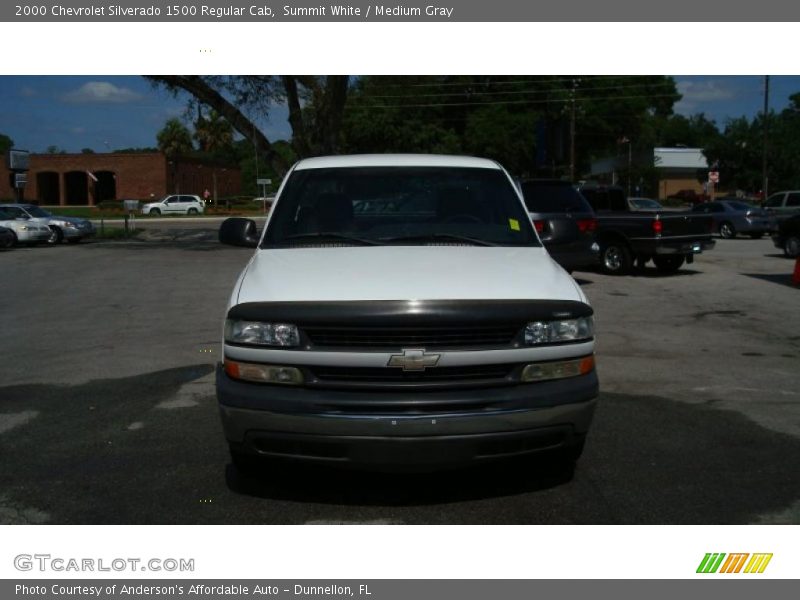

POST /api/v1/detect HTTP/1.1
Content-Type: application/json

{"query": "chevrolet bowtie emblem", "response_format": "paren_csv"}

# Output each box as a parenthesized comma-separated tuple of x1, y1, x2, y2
(387, 348, 441, 371)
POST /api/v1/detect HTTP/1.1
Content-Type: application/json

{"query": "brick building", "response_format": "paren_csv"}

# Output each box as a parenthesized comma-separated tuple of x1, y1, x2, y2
(1, 151, 241, 205)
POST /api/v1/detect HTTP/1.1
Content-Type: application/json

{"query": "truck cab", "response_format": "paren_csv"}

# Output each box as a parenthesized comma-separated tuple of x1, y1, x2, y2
(216, 154, 598, 471)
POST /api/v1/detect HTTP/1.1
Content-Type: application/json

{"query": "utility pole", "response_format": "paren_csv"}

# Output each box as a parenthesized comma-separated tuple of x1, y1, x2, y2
(569, 79, 577, 182)
(762, 75, 770, 199)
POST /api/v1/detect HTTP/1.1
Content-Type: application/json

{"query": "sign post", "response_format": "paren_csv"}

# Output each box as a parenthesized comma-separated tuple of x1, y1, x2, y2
(256, 178, 272, 213)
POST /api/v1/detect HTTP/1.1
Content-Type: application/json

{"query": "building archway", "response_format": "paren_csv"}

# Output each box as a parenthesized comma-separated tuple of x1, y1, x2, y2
(64, 171, 88, 205)
(95, 171, 116, 202)
(36, 171, 60, 205)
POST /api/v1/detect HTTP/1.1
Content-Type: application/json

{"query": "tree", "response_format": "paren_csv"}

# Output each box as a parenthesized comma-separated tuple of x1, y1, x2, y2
(341, 75, 681, 178)
(81, 148, 95, 154)
(146, 76, 349, 176)
(0, 133, 14, 154)
(156, 118, 193, 158)
(194, 108, 234, 156)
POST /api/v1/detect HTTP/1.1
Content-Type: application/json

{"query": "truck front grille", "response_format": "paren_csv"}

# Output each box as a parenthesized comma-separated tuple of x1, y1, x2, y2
(310, 364, 515, 384)
(304, 325, 520, 349)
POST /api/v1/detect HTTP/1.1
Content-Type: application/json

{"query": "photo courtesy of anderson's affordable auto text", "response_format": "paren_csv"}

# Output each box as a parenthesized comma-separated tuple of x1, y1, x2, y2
(1, 1, 799, 594)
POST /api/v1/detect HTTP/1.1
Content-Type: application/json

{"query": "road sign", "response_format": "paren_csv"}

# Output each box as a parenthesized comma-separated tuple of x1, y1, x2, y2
(256, 178, 272, 185)
(709, 171, 720, 183)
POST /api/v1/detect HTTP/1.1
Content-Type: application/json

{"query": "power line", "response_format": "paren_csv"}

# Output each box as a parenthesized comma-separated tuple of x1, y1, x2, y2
(358, 81, 680, 99)
(355, 75, 675, 89)
(346, 93, 684, 110)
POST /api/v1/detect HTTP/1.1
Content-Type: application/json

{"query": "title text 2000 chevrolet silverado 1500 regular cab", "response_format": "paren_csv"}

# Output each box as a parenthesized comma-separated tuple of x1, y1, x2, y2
(217, 155, 598, 471)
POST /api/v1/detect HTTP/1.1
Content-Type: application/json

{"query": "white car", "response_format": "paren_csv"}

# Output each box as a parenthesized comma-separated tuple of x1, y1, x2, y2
(0, 206, 52, 245)
(141, 195, 205, 216)
(215, 154, 599, 472)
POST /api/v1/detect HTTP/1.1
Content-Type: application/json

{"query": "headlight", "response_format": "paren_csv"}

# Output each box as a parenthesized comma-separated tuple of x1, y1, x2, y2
(524, 316, 594, 344)
(224, 320, 300, 347)
(19, 226, 30, 231)
(224, 359, 303, 385)
(63, 222, 77, 228)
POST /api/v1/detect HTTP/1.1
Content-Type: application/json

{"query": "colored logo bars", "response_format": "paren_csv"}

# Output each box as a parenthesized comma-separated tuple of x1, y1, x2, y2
(696, 553, 773, 574)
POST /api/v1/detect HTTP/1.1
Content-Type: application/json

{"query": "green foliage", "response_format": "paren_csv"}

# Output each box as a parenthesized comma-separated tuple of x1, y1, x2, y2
(156, 118, 194, 158)
(0, 133, 14, 154)
(112, 147, 158, 153)
(235, 138, 295, 196)
(341, 75, 681, 177)
(194, 109, 234, 156)
(464, 106, 538, 175)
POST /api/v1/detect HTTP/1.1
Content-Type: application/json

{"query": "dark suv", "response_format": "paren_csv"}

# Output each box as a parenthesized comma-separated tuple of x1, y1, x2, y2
(519, 179, 599, 272)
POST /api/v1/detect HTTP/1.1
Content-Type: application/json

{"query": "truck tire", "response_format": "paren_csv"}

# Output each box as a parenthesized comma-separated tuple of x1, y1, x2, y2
(149, 208, 161, 216)
(785, 235, 800, 258)
(719, 221, 736, 239)
(188, 207, 198, 215)
(600, 241, 632, 275)
(652, 255, 685, 273)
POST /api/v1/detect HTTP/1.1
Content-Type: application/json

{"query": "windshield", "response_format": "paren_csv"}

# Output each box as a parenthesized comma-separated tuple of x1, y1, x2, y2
(520, 182, 593, 213)
(24, 206, 52, 218)
(630, 198, 661, 209)
(726, 201, 755, 211)
(262, 166, 539, 248)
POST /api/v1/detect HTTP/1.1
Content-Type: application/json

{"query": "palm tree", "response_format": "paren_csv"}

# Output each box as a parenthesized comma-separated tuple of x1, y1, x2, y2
(194, 109, 233, 155)
(157, 119, 193, 193)
(157, 118, 193, 158)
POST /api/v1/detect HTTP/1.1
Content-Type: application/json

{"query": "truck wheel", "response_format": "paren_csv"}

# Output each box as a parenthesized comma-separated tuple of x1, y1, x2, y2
(785, 236, 800, 258)
(1, 233, 14, 249)
(719, 222, 736, 239)
(47, 226, 63, 245)
(652, 256, 685, 273)
(600, 242, 632, 275)
(188, 207, 198, 215)
(150, 208, 161, 216)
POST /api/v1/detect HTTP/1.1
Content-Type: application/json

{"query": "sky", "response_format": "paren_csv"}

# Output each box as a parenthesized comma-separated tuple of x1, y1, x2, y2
(0, 75, 797, 153)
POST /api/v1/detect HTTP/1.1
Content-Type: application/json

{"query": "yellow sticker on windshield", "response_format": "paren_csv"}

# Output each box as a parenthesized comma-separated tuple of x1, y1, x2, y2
(509, 218, 521, 231)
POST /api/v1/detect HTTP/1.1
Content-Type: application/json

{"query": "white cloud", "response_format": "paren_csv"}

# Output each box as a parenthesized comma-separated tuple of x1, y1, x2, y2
(62, 81, 142, 104)
(674, 79, 737, 114)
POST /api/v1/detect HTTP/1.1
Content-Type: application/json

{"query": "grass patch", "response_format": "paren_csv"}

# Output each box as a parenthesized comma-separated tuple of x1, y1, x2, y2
(94, 227, 141, 240)
(43, 206, 124, 219)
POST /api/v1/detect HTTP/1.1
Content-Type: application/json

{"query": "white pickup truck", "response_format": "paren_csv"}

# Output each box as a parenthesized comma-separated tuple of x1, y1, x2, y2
(216, 154, 598, 471)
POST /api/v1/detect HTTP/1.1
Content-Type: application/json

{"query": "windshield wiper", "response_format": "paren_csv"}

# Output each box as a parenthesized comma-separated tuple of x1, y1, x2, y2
(382, 233, 498, 246)
(279, 232, 383, 246)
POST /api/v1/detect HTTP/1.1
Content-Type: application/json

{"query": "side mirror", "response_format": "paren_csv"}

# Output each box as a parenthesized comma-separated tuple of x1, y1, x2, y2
(219, 217, 259, 248)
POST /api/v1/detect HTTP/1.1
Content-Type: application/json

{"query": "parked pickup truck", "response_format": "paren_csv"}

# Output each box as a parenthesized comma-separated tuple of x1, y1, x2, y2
(216, 154, 599, 472)
(577, 184, 715, 274)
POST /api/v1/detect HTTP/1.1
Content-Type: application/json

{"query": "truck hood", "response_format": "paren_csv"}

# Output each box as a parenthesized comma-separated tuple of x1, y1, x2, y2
(235, 246, 586, 305)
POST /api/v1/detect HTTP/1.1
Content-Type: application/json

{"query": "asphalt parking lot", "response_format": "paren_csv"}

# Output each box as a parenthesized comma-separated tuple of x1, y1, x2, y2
(1, 233, 798, 524)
